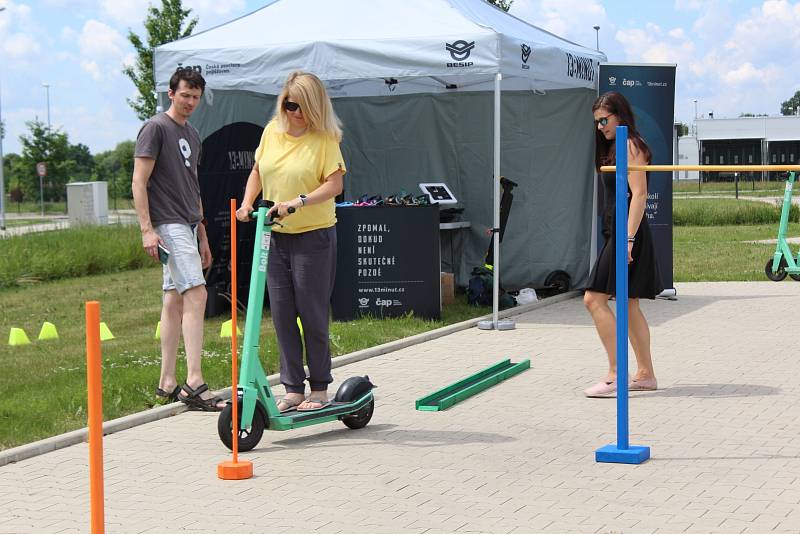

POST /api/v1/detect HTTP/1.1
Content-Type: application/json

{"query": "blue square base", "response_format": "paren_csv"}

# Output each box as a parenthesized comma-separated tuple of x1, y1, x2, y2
(595, 444, 650, 464)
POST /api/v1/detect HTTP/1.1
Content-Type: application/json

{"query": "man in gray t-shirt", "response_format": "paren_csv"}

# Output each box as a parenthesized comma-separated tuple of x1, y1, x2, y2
(132, 69, 223, 412)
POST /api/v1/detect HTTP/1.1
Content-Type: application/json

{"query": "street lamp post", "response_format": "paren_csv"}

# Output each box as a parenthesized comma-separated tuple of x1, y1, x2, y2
(0, 6, 7, 231)
(593, 25, 600, 51)
(42, 83, 51, 130)
(0, 81, 6, 231)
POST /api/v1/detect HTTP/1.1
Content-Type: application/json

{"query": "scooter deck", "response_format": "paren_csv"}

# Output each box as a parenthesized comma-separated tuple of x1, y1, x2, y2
(268, 391, 374, 430)
(415, 359, 530, 411)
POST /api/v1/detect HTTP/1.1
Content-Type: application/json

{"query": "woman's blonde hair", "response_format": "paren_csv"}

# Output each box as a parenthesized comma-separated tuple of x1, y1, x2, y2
(274, 71, 342, 141)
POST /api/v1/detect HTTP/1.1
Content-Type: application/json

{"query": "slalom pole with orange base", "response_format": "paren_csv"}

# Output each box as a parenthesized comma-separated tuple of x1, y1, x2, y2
(217, 199, 254, 480)
(86, 301, 105, 533)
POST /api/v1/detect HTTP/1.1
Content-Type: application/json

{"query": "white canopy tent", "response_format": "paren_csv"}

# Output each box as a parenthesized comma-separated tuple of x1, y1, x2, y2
(155, 0, 606, 326)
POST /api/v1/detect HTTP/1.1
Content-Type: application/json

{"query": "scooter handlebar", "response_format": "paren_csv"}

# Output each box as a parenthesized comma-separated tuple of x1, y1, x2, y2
(248, 205, 296, 221)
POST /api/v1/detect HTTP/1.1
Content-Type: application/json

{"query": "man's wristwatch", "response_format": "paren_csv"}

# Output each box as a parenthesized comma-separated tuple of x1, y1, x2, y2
(299, 194, 307, 207)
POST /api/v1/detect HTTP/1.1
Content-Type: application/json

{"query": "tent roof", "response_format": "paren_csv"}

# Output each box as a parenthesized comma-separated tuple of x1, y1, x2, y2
(155, 0, 606, 95)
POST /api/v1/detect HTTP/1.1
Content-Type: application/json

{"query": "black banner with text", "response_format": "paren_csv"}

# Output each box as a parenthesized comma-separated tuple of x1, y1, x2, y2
(599, 63, 676, 291)
(332, 206, 440, 321)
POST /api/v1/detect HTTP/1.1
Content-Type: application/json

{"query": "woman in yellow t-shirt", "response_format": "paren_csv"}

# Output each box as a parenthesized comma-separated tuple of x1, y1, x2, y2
(237, 71, 347, 412)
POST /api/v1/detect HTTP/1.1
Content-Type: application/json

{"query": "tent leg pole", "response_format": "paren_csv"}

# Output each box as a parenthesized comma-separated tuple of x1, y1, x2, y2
(493, 73, 501, 329)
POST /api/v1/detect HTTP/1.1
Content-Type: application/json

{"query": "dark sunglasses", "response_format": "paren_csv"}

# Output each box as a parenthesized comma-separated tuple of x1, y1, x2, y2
(594, 115, 613, 126)
(283, 100, 301, 112)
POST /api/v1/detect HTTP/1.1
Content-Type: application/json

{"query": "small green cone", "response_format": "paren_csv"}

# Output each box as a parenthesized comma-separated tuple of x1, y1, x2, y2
(99, 322, 115, 341)
(8, 327, 31, 346)
(38, 322, 59, 341)
(220, 319, 242, 338)
(154, 321, 161, 340)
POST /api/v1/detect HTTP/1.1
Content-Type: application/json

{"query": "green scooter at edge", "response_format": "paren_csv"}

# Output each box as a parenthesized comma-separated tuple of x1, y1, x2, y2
(218, 200, 376, 452)
(765, 171, 800, 282)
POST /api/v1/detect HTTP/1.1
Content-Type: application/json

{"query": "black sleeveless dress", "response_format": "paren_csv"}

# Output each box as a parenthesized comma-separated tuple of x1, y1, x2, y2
(587, 172, 664, 298)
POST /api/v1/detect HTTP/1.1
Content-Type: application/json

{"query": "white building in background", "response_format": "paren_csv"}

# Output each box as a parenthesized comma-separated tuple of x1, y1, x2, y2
(676, 115, 800, 182)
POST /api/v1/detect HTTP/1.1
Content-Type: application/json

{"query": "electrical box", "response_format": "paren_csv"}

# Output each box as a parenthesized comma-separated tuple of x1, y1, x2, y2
(67, 182, 108, 226)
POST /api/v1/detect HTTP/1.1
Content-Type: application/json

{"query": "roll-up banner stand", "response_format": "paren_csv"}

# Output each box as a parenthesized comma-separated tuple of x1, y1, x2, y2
(598, 63, 677, 298)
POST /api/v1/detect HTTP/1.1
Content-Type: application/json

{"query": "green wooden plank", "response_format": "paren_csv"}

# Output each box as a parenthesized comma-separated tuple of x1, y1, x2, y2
(415, 359, 512, 409)
(415, 359, 530, 411)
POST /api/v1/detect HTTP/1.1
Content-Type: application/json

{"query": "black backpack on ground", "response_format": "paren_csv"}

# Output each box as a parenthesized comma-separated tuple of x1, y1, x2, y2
(466, 266, 516, 309)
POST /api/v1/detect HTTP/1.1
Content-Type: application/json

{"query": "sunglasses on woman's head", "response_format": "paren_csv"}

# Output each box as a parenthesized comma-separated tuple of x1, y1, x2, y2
(594, 115, 613, 126)
(283, 100, 301, 112)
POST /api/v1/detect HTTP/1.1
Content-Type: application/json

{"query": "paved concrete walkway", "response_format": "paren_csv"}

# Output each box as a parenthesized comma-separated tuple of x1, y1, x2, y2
(0, 210, 137, 238)
(2, 282, 800, 533)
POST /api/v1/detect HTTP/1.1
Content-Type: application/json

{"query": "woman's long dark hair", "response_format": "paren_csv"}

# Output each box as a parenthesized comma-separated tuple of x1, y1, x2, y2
(592, 92, 651, 172)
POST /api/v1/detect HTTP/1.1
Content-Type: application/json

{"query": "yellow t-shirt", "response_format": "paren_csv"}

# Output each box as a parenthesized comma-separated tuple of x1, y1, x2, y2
(254, 120, 347, 234)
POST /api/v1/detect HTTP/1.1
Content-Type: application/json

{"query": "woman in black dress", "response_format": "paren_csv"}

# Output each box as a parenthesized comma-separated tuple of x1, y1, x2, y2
(583, 92, 663, 398)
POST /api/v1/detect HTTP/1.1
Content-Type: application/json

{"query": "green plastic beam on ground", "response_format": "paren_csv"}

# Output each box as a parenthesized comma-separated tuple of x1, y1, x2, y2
(415, 359, 530, 411)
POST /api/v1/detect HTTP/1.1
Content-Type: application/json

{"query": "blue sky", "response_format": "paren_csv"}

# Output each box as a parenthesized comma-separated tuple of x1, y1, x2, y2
(1, 0, 798, 155)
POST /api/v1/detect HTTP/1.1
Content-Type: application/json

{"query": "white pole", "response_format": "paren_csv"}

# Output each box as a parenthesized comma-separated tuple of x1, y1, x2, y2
(0, 81, 6, 230)
(0, 8, 6, 230)
(42, 83, 51, 130)
(492, 73, 501, 328)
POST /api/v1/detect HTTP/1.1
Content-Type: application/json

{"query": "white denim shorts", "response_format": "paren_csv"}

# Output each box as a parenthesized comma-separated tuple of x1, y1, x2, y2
(155, 223, 205, 294)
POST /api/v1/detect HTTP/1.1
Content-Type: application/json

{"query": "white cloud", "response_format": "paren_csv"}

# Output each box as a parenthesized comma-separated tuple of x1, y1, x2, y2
(0, 1, 41, 62)
(58, 103, 141, 153)
(75, 20, 131, 82)
(3, 32, 40, 58)
(78, 20, 126, 59)
(512, 0, 609, 51)
(81, 60, 102, 82)
(99, 0, 150, 26)
(97, 0, 245, 32)
(186, 0, 246, 26)
(61, 26, 77, 42)
(674, 0, 705, 10)
(615, 24, 696, 66)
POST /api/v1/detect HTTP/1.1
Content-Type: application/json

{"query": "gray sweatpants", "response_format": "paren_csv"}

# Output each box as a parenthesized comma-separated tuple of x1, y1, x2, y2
(267, 226, 337, 393)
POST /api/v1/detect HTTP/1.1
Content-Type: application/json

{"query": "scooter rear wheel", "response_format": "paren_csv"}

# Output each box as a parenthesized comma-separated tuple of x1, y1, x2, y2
(218, 399, 266, 452)
(342, 399, 374, 430)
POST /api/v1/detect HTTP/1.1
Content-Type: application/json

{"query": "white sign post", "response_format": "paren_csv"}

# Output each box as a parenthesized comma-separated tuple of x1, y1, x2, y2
(36, 162, 47, 217)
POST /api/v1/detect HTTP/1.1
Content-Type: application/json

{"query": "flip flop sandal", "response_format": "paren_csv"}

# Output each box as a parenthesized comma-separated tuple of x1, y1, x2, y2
(155, 385, 182, 403)
(277, 396, 305, 413)
(296, 399, 331, 412)
(179, 383, 225, 412)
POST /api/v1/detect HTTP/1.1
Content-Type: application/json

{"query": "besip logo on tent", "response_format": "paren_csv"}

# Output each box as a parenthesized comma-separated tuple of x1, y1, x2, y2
(521, 44, 531, 70)
(446, 40, 475, 68)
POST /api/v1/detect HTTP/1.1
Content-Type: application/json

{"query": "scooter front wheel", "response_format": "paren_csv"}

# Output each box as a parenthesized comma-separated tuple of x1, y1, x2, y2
(218, 399, 266, 452)
(765, 258, 788, 281)
(791, 273, 800, 282)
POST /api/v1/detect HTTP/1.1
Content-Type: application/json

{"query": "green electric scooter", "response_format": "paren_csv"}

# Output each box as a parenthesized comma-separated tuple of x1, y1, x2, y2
(218, 200, 376, 452)
(765, 171, 800, 282)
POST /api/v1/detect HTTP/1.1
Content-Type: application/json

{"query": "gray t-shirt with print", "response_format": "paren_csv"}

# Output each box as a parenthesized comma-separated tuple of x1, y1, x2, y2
(135, 112, 202, 226)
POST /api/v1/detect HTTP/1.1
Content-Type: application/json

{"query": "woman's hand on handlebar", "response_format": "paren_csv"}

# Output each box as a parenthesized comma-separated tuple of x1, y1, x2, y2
(235, 203, 253, 222)
(268, 199, 302, 219)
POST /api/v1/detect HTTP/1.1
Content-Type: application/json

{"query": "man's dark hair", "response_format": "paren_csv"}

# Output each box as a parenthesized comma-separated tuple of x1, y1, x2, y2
(169, 68, 206, 93)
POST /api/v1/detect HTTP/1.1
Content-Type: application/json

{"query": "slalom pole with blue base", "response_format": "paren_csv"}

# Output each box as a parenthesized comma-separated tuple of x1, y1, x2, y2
(595, 125, 650, 465)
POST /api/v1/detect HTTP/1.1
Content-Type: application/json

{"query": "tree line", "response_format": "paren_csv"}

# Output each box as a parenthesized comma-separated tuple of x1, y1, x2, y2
(2, 120, 134, 204)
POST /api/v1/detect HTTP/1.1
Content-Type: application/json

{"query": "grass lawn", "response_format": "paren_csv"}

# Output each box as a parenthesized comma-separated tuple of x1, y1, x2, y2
(0, 267, 490, 450)
(673, 180, 786, 195)
(673, 222, 800, 282)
